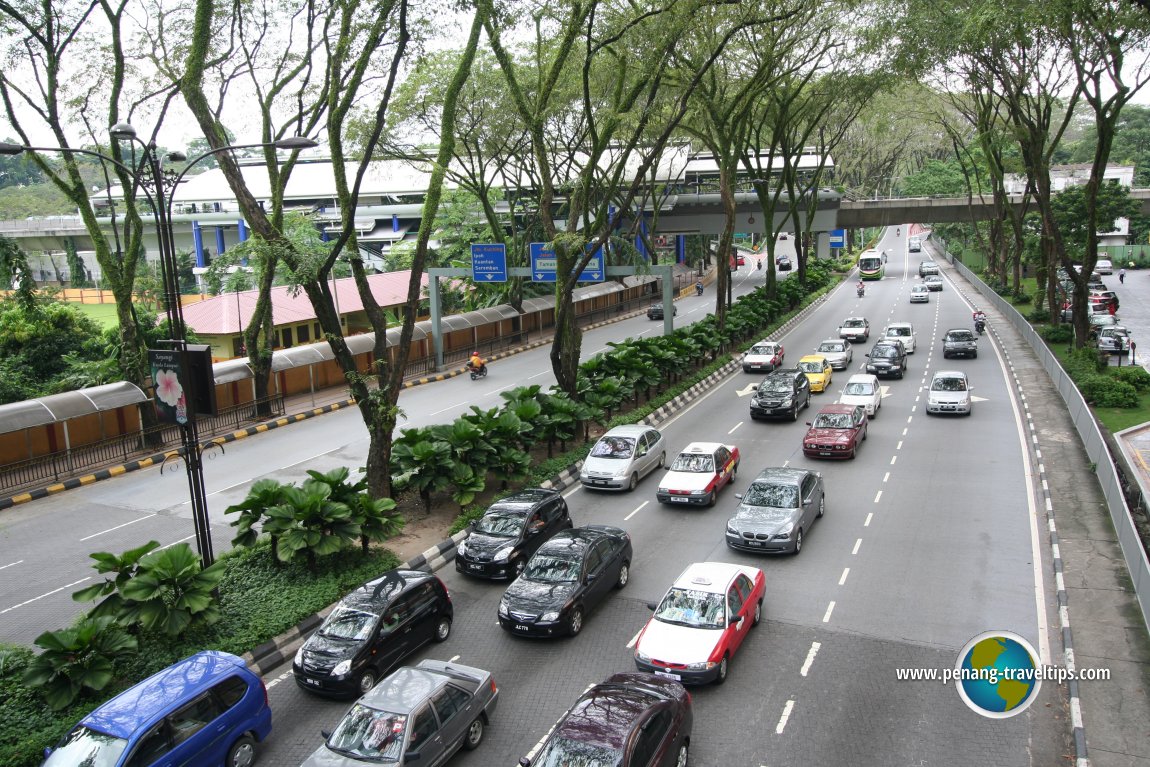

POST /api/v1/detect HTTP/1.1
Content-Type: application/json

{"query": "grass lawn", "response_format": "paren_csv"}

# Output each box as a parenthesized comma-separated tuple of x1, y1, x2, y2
(69, 302, 119, 330)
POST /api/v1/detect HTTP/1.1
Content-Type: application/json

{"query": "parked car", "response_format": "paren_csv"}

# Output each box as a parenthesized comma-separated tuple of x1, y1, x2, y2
(741, 339, 785, 373)
(580, 425, 667, 492)
(882, 322, 917, 353)
(798, 354, 834, 392)
(840, 373, 882, 417)
(294, 570, 453, 697)
(909, 284, 930, 303)
(498, 525, 632, 637)
(633, 561, 766, 685)
(926, 370, 973, 416)
(1088, 290, 1117, 307)
(42, 651, 272, 767)
(1096, 258, 1114, 275)
(1089, 313, 1121, 338)
(942, 328, 978, 359)
(300, 660, 498, 767)
(803, 404, 868, 460)
(520, 673, 692, 767)
(1097, 326, 1132, 354)
(749, 368, 812, 421)
(865, 341, 907, 378)
(456, 489, 572, 579)
(838, 317, 871, 343)
(815, 339, 853, 370)
(1062, 301, 1113, 322)
(647, 302, 676, 320)
(725, 467, 825, 554)
(924, 275, 944, 291)
(656, 442, 740, 506)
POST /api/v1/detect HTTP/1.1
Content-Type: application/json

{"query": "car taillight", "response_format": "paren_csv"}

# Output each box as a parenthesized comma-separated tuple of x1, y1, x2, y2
(260, 679, 269, 708)
(436, 576, 451, 601)
(490, 678, 498, 694)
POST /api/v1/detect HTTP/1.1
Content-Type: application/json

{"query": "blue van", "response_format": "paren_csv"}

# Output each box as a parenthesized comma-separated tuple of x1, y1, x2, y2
(42, 650, 272, 767)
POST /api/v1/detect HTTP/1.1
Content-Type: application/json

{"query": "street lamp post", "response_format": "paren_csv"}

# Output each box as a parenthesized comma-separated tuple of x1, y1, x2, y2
(0, 128, 316, 566)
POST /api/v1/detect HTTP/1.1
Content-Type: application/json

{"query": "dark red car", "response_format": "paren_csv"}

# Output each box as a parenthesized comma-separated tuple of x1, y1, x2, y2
(519, 672, 693, 767)
(803, 404, 868, 459)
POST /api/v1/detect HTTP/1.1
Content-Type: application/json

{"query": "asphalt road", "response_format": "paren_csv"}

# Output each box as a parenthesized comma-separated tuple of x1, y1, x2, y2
(0, 231, 1064, 765)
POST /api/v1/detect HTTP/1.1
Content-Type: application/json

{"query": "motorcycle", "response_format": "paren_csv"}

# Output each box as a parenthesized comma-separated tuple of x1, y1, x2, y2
(974, 319, 986, 335)
(467, 363, 488, 380)
(696, 283, 704, 296)
(857, 284, 865, 298)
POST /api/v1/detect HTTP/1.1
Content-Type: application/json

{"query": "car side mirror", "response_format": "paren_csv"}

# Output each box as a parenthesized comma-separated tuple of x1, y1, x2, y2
(803, 498, 812, 506)
(804, 422, 813, 427)
(520, 759, 533, 767)
(734, 493, 744, 500)
(321, 729, 332, 740)
(865, 354, 871, 358)
(647, 601, 659, 611)
(585, 573, 597, 584)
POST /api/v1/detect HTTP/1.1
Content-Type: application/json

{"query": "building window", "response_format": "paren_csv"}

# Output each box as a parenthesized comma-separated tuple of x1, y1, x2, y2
(281, 327, 293, 348)
(313, 322, 322, 338)
(297, 324, 310, 344)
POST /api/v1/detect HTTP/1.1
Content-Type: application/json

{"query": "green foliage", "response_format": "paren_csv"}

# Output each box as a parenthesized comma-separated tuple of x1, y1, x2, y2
(1041, 325, 1073, 343)
(118, 545, 227, 637)
(0, 295, 105, 404)
(1079, 375, 1139, 408)
(263, 480, 360, 567)
(1110, 365, 1150, 393)
(22, 617, 137, 710)
(72, 540, 163, 624)
(899, 158, 972, 197)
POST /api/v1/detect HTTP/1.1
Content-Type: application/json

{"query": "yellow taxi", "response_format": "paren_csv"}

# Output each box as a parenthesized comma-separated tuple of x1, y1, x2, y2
(798, 354, 833, 393)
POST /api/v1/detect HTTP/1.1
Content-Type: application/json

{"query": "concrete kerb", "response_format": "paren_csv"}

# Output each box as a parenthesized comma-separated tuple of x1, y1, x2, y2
(242, 286, 835, 677)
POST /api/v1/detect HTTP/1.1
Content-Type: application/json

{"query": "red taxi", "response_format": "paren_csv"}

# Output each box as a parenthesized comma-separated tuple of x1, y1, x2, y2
(655, 442, 740, 507)
(634, 561, 765, 685)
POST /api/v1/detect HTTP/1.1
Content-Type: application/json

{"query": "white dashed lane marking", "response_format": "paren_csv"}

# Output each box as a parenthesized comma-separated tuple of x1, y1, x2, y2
(775, 699, 795, 734)
(800, 642, 821, 677)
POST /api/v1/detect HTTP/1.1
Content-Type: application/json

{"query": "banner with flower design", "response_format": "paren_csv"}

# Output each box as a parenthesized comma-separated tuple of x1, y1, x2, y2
(148, 349, 188, 425)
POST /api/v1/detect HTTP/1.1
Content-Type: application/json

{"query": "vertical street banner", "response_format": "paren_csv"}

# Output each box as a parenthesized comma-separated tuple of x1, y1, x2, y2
(148, 349, 189, 425)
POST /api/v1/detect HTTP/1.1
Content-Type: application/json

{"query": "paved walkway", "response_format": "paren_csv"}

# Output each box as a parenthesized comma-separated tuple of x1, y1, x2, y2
(947, 255, 1150, 767)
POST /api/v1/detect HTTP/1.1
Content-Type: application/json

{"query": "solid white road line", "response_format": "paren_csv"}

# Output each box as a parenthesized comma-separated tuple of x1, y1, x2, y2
(624, 501, 648, 521)
(1, 576, 91, 615)
(775, 700, 795, 734)
(0, 560, 24, 571)
(800, 642, 821, 677)
(80, 514, 158, 541)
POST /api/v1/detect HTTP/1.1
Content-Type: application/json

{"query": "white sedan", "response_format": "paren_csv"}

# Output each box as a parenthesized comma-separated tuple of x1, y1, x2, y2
(839, 373, 882, 417)
(882, 323, 917, 354)
(909, 284, 930, 303)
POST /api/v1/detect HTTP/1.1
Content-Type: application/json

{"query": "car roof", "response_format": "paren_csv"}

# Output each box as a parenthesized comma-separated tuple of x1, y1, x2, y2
(945, 328, 974, 334)
(885, 322, 913, 329)
(765, 367, 803, 378)
(799, 354, 828, 362)
(672, 561, 758, 594)
(679, 441, 727, 454)
(601, 424, 652, 438)
(842, 316, 866, 323)
(932, 370, 968, 380)
(341, 569, 431, 612)
(846, 373, 879, 384)
(552, 682, 658, 752)
(815, 404, 859, 415)
(818, 338, 845, 345)
(750, 466, 808, 486)
(82, 651, 248, 738)
(536, 525, 622, 557)
(359, 665, 452, 714)
(911, 284, 928, 290)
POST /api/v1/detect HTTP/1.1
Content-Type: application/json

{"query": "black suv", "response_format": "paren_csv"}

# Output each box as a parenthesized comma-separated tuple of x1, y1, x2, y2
(865, 341, 907, 378)
(942, 328, 978, 359)
(456, 488, 572, 579)
(647, 302, 676, 320)
(749, 368, 812, 421)
(294, 569, 453, 697)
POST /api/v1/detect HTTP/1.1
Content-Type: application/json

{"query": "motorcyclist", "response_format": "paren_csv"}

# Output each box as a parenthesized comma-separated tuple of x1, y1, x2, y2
(896, 227, 900, 236)
(857, 280, 865, 297)
(696, 280, 704, 295)
(973, 311, 987, 334)
(757, 259, 762, 270)
(467, 351, 486, 375)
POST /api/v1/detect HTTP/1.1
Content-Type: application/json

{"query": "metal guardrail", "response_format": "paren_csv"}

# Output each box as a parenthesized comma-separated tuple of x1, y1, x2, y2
(940, 239, 1150, 633)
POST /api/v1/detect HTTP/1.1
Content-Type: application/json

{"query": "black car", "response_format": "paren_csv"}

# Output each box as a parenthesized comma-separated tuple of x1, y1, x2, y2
(865, 341, 907, 378)
(647, 302, 677, 320)
(498, 525, 632, 638)
(456, 488, 572, 579)
(293, 569, 453, 697)
(776, 255, 792, 272)
(519, 672, 692, 767)
(749, 368, 811, 421)
(942, 328, 978, 359)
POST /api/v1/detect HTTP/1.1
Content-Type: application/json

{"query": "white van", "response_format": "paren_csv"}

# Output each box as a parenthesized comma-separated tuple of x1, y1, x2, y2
(1096, 259, 1113, 275)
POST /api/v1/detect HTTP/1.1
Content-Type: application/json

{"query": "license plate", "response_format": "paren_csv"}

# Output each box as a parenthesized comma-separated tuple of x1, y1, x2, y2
(515, 624, 530, 631)
(819, 451, 833, 456)
(654, 670, 682, 681)
(470, 564, 483, 571)
(592, 480, 608, 486)
(748, 540, 763, 547)
(304, 678, 320, 686)
(670, 497, 689, 503)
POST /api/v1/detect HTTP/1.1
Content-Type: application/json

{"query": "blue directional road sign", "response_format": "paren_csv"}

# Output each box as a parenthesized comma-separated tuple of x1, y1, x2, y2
(577, 243, 605, 282)
(471, 243, 507, 282)
(829, 229, 847, 248)
(530, 242, 557, 282)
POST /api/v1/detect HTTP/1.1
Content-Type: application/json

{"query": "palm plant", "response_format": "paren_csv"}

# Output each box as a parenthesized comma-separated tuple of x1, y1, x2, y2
(224, 478, 291, 562)
(119, 543, 227, 637)
(72, 540, 162, 625)
(539, 391, 581, 455)
(449, 463, 487, 510)
(262, 480, 360, 569)
(348, 494, 405, 555)
(433, 418, 497, 474)
(23, 616, 137, 710)
(488, 446, 532, 489)
(391, 433, 456, 514)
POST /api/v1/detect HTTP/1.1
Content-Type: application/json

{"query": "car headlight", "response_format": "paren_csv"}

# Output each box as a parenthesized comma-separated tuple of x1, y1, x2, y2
(294, 646, 305, 665)
(805, 443, 816, 449)
(636, 649, 651, 663)
(613, 468, 628, 478)
(456, 540, 467, 556)
(541, 611, 561, 622)
(493, 547, 513, 562)
(686, 660, 717, 671)
(689, 488, 709, 495)
(726, 521, 738, 534)
(498, 599, 509, 617)
(776, 522, 794, 539)
(332, 659, 352, 677)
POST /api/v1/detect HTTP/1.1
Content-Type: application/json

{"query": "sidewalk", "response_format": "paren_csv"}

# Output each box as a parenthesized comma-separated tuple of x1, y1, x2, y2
(945, 256, 1150, 767)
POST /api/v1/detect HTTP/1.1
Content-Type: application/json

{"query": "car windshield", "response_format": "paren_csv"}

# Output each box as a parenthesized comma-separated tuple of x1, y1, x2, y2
(654, 587, 726, 629)
(326, 704, 407, 761)
(799, 360, 823, 373)
(887, 327, 909, 337)
(947, 331, 974, 341)
(590, 436, 635, 459)
(524, 554, 581, 583)
(872, 347, 897, 359)
(817, 343, 842, 353)
(843, 320, 864, 328)
(474, 510, 525, 537)
(742, 482, 799, 508)
(759, 378, 792, 393)
(912, 286, 927, 292)
(319, 606, 377, 641)
(670, 453, 715, 473)
(813, 413, 853, 428)
(932, 377, 967, 392)
(42, 726, 128, 767)
(844, 381, 875, 395)
(530, 737, 620, 767)
(750, 344, 775, 355)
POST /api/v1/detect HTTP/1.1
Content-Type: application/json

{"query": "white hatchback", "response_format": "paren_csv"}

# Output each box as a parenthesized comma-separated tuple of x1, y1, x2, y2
(839, 373, 882, 417)
(882, 322, 917, 354)
(926, 371, 973, 415)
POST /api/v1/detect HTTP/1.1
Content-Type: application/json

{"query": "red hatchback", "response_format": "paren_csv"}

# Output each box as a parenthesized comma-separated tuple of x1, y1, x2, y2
(520, 672, 693, 766)
(803, 404, 868, 459)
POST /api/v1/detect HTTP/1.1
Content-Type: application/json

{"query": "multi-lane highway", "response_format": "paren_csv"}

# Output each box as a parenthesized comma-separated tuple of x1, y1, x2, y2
(0, 231, 1064, 765)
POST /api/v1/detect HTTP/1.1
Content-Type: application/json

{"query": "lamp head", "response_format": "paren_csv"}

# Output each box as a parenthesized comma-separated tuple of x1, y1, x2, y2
(109, 122, 137, 141)
(0, 142, 25, 156)
(167, 151, 187, 163)
(275, 136, 318, 150)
